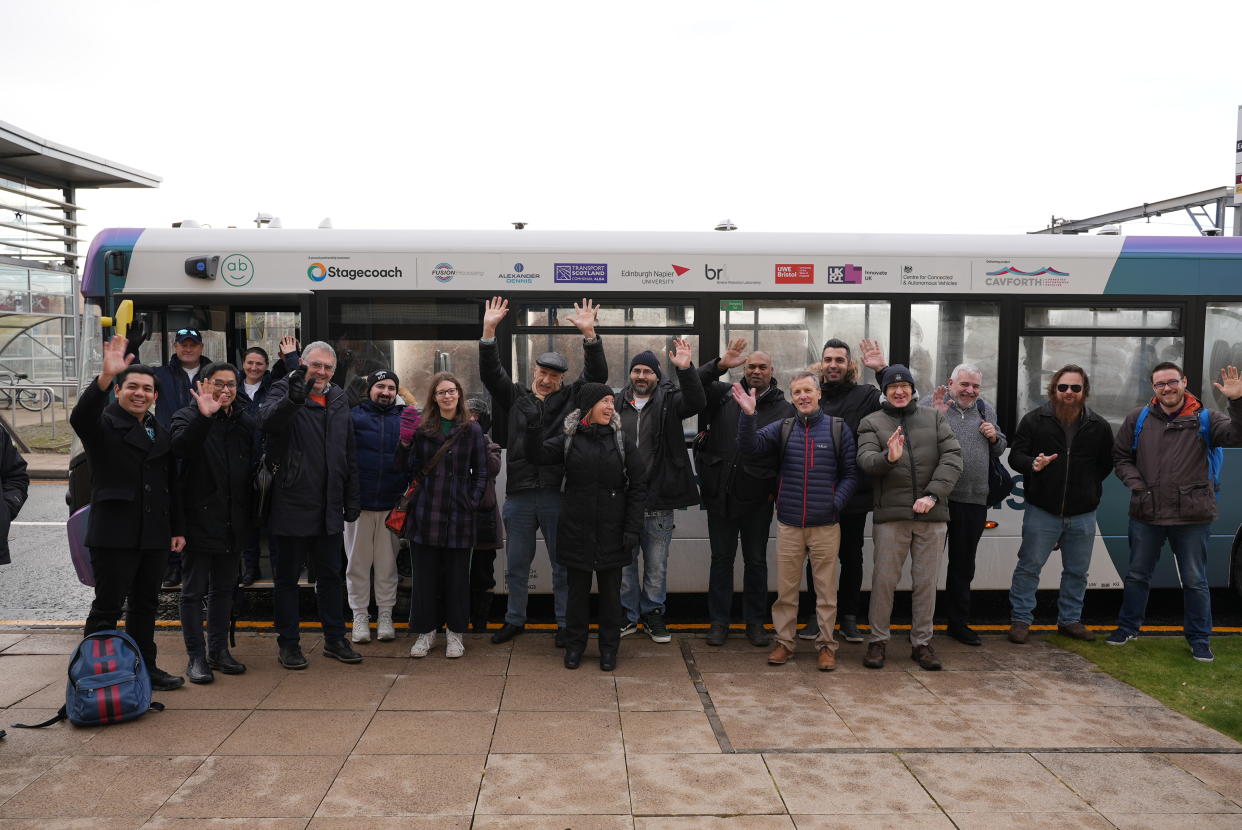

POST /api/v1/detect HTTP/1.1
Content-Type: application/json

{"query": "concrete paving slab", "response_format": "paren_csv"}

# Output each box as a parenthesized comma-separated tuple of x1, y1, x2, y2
(0, 820, 146, 830)
(354, 710, 496, 754)
(143, 820, 310, 829)
(315, 754, 484, 817)
(627, 753, 784, 816)
(82, 709, 247, 756)
(499, 674, 618, 712)
(835, 703, 991, 748)
(691, 651, 803, 674)
(607, 656, 692, 679)
(810, 670, 941, 706)
(620, 710, 720, 754)
(697, 672, 823, 708)
(1034, 752, 1242, 814)
(634, 818, 793, 829)
(790, 817, 957, 829)
(0, 755, 203, 820)
(491, 710, 623, 754)
(948, 814, 1116, 829)
(1085, 705, 1241, 749)
(475, 817, 632, 830)
(0, 754, 65, 803)
(0, 654, 67, 707)
(986, 643, 1096, 672)
(903, 752, 1095, 813)
(948, 704, 1120, 749)
(1012, 669, 1162, 707)
(716, 702, 860, 751)
(764, 753, 941, 816)
(308, 819, 468, 830)
(156, 755, 344, 819)
(0, 633, 77, 655)
(912, 669, 1038, 704)
(1165, 752, 1242, 806)
(214, 709, 371, 755)
(258, 669, 396, 711)
(380, 673, 505, 711)
(615, 676, 702, 711)
(0, 633, 27, 651)
(1102, 814, 1242, 830)
(402, 651, 510, 674)
(0, 709, 98, 755)
(475, 754, 630, 815)
(156, 663, 285, 710)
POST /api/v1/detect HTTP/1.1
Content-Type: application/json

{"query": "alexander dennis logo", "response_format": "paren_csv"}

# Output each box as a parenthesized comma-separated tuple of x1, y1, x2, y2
(554, 263, 608, 283)
(499, 262, 539, 285)
(307, 262, 327, 282)
(826, 265, 863, 285)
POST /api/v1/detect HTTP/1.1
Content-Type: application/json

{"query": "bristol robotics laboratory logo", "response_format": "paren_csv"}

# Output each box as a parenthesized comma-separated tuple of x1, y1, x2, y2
(307, 262, 328, 282)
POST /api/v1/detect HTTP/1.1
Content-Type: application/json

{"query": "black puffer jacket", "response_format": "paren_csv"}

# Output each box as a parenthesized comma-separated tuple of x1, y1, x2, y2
(526, 409, 647, 571)
(0, 424, 28, 565)
(259, 378, 360, 536)
(696, 359, 794, 515)
(820, 380, 882, 515)
(618, 365, 706, 511)
(479, 337, 608, 493)
(169, 397, 258, 555)
(1009, 402, 1114, 517)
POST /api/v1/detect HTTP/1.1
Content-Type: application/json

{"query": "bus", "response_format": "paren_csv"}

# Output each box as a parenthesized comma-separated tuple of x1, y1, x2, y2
(74, 226, 1242, 597)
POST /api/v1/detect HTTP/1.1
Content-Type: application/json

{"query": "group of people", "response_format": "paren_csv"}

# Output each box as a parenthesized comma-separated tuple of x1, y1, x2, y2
(69, 297, 1241, 691)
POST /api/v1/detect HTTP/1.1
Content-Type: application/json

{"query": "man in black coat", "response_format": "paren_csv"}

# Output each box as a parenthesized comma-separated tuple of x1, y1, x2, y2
(697, 338, 793, 647)
(0, 423, 29, 566)
(170, 363, 257, 683)
(259, 341, 362, 670)
(70, 334, 185, 691)
(478, 296, 606, 646)
(617, 339, 705, 643)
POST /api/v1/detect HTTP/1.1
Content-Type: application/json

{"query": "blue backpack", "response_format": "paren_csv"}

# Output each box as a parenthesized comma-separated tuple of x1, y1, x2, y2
(1131, 407, 1223, 496)
(10, 630, 164, 729)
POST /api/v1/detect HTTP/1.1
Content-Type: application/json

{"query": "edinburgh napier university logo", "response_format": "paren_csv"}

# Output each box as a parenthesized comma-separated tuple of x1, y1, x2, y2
(554, 263, 608, 283)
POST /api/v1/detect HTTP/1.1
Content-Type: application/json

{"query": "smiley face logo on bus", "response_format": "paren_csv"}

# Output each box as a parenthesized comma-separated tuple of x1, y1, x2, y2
(307, 262, 327, 282)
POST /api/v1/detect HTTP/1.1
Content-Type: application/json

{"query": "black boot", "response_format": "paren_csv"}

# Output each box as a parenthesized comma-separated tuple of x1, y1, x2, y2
(161, 565, 182, 589)
(470, 590, 493, 633)
(207, 649, 247, 674)
(599, 650, 617, 672)
(241, 563, 261, 587)
(564, 649, 583, 669)
(186, 655, 214, 684)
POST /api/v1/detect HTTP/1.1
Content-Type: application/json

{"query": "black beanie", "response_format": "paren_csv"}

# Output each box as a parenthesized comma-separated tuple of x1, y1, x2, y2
(577, 382, 613, 413)
(367, 369, 399, 392)
(629, 350, 663, 380)
(880, 364, 916, 394)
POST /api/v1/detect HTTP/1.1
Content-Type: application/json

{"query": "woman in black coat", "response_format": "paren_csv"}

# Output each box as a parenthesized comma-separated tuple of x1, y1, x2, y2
(523, 383, 647, 671)
(170, 363, 257, 683)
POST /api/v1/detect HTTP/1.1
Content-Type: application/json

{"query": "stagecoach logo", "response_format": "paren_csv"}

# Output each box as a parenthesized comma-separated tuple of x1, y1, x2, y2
(554, 263, 608, 283)
(307, 259, 405, 281)
(307, 262, 327, 282)
(826, 265, 863, 285)
(499, 262, 540, 285)
(221, 254, 255, 287)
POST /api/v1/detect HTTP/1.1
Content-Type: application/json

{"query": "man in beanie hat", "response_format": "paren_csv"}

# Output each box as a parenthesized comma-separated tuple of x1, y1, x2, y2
(466, 396, 504, 632)
(344, 369, 407, 643)
(479, 296, 607, 647)
(617, 338, 705, 643)
(857, 364, 962, 671)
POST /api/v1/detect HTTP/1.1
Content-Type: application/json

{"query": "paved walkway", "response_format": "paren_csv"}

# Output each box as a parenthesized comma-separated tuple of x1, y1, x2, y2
(3, 628, 1242, 828)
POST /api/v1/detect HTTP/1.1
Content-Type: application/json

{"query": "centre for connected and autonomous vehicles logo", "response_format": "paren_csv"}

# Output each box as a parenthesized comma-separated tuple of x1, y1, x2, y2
(307, 262, 328, 282)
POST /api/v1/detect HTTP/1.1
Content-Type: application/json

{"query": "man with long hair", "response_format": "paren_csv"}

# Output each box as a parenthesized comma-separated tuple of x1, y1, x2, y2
(1006, 365, 1114, 645)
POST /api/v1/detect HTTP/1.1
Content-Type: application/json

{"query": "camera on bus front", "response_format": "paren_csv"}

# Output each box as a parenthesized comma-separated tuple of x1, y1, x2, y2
(184, 256, 219, 279)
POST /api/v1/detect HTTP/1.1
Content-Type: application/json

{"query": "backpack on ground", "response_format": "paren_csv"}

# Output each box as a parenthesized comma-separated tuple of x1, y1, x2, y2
(1130, 407, 1223, 496)
(10, 630, 164, 729)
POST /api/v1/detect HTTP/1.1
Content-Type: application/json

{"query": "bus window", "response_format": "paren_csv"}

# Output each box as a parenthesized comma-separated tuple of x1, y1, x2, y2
(232, 310, 299, 367)
(522, 304, 694, 328)
(1204, 304, 1242, 411)
(911, 301, 1000, 405)
(514, 332, 700, 394)
(719, 300, 890, 391)
(394, 340, 485, 410)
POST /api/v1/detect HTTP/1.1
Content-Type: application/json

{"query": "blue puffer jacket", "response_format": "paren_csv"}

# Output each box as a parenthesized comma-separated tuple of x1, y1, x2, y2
(737, 408, 858, 528)
(351, 400, 408, 511)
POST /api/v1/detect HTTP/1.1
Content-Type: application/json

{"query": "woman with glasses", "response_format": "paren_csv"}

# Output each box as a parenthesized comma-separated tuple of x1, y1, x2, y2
(399, 372, 488, 659)
(169, 363, 257, 683)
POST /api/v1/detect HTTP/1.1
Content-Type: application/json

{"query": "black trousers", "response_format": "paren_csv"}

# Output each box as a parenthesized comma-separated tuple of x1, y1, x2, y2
(805, 511, 867, 618)
(470, 548, 497, 593)
(272, 534, 346, 647)
(945, 501, 988, 627)
(706, 502, 773, 626)
(411, 544, 470, 634)
(180, 548, 241, 657)
(85, 546, 167, 669)
(565, 565, 623, 654)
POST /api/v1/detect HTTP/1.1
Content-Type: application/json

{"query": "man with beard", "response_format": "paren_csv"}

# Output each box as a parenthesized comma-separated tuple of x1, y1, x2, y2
(696, 338, 794, 646)
(1006, 365, 1114, 645)
(1107, 363, 1242, 662)
(801, 337, 886, 643)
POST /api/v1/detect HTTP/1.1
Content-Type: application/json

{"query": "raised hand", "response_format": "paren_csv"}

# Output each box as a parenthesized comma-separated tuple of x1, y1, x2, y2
(730, 382, 758, 415)
(930, 384, 949, 414)
(886, 425, 905, 463)
(564, 298, 600, 339)
(98, 334, 136, 389)
(482, 296, 509, 339)
(278, 335, 300, 356)
(1032, 452, 1058, 472)
(189, 380, 223, 417)
(287, 365, 309, 405)
(1214, 366, 1242, 400)
(669, 337, 693, 369)
(719, 338, 748, 370)
(859, 338, 887, 372)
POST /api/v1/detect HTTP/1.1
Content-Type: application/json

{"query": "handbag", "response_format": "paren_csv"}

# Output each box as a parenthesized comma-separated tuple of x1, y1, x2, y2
(987, 455, 1014, 507)
(385, 427, 467, 535)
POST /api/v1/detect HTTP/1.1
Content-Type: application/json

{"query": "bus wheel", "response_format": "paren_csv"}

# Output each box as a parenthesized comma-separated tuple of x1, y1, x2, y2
(1232, 530, 1242, 601)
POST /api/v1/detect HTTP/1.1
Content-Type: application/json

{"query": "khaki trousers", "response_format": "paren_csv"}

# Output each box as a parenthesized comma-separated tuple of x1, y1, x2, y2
(773, 521, 841, 652)
(867, 520, 947, 647)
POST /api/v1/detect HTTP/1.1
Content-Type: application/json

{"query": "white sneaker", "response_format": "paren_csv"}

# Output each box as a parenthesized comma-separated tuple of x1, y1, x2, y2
(445, 631, 465, 659)
(351, 612, 371, 644)
(376, 609, 396, 641)
(410, 631, 435, 657)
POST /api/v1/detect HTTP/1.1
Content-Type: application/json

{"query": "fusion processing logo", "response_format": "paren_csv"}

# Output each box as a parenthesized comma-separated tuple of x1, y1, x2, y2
(307, 262, 327, 282)
(432, 262, 456, 283)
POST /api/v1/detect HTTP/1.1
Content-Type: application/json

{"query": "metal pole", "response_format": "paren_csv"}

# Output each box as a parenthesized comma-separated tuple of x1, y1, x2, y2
(1234, 205, 1242, 237)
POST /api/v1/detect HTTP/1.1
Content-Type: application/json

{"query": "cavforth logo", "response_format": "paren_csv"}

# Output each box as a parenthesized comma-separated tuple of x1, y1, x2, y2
(775, 264, 814, 285)
(499, 262, 540, 285)
(307, 262, 327, 282)
(221, 254, 255, 287)
(984, 266, 1069, 278)
(826, 265, 863, 285)
(554, 263, 608, 284)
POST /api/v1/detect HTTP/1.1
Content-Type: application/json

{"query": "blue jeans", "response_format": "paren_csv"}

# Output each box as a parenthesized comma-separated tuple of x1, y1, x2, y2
(1117, 520, 1212, 644)
(1008, 504, 1095, 625)
(622, 510, 675, 623)
(501, 488, 568, 626)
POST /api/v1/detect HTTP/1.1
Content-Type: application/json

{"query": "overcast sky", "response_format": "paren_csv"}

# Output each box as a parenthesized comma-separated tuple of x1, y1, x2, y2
(3, 1, 1240, 239)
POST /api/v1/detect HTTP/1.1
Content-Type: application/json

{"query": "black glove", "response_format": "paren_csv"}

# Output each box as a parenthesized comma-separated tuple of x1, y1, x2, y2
(287, 366, 308, 405)
(344, 507, 361, 523)
(514, 394, 544, 426)
(624, 532, 639, 552)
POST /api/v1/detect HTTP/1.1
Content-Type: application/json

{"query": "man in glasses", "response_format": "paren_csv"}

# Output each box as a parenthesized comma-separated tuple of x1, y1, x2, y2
(153, 328, 214, 587)
(1107, 363, 1242, 662)
(1006, 365, 1114, 645)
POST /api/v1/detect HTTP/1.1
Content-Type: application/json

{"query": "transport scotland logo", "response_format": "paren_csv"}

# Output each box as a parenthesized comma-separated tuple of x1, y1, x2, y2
(554, 263, 608, 283)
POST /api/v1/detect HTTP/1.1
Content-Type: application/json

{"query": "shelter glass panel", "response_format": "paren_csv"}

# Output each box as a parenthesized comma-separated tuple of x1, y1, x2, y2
(910, 301, 1000, 406)
(1203, 303, 1242, 411)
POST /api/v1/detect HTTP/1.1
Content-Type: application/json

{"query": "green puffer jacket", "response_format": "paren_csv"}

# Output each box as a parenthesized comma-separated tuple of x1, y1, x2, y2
(857, 398, 963, 523)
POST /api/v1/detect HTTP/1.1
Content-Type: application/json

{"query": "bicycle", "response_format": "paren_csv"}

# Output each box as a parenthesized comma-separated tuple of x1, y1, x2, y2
(0, 373, 53, 412)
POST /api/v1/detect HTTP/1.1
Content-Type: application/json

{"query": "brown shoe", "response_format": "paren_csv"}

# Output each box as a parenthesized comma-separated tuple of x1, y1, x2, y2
(863, 641, 886, 669)
(1057, 621, 1096, 641)
(911, 643, 942, 671)
(767, 643, 794, 665)
(1008, 621, 1030, 644)
(816, 647, 837, 672)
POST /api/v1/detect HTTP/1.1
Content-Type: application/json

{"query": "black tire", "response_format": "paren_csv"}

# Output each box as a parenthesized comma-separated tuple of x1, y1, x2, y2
(16, 387, 50, 412)
(1231, 529, 1242, 601)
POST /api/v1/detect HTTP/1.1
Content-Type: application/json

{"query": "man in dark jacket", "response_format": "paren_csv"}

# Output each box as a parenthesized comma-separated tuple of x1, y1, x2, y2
(618, 340, 705, 643)
(153, 328, 213, 588)
(70, 335, 185, 691)
(467, 397, 504, 632)
(697, 338, 794, 647)
(736, 371, 858, 671)
(1107, 362, 1242, 662)
(0, 422, 29, 566)
(260, 340, 362, 670)
(479, 296, 606, 645)
(345, 370, 407, 644)
(170, 363, 256, 683)
(1006, 364, 1114, 645)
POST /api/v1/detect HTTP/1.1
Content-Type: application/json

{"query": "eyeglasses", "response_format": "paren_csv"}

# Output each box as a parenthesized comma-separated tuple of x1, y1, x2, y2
(1153, 379, 1183, 390)
(306, 361, 335, 372)
(435, 389, 460, 397)
(208, 380, 237, 390)
(1056, 384, 1083, 393)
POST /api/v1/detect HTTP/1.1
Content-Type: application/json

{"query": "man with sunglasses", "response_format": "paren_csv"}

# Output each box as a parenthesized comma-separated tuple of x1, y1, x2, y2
(1107, 363, 1242, 662)
(153, 328, 214, 588)
(1007, 365, 1114, 645)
